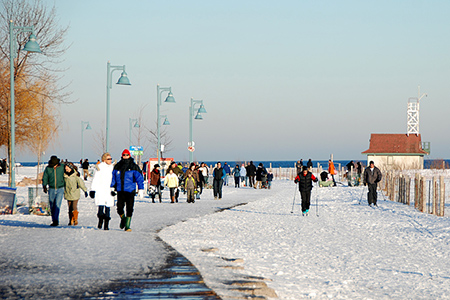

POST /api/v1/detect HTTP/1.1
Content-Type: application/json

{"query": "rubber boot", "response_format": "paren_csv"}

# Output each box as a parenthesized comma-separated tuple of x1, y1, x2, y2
(171, 196, 175, 203)
(125, 217, 132, 232)
(103, 217, 110, 230)
(119, 214, 126, 229)
(73, 210, 79, 226)
(68, 212, 74, 226)
(97, 214, 103, 229)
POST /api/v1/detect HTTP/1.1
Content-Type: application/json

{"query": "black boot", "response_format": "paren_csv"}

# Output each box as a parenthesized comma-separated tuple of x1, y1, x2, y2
(103, 217, 110, 230)
(97, 214, 104, 229)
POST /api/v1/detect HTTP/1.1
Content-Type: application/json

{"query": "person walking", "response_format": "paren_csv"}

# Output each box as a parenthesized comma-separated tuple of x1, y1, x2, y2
(82, 159, 90, 180)
(63, 162, 88, 226)
(307, 159, 313, 171)
(294, 166, 318, 216)
(247, 161, 256, 188)
(149, 164, 162, 203)
(185, 163, 199, 199)
(295, 160, 303, 174)
(90, 153, 115, 230)
(223, 162, 231, 186)
(213, 162, 226, 199)
(232, 164, 240, 188)
(164, 168, 179, 203)
(42, 155, 65, 227)
(267, 171, 273, 189)
(111, 149, 144, 232)
(199, 162, 209, 187)
(363, 161, 382, 207)
(328, 159, 337, 187)
(169, 162, 184, 202)
(184, 172, 197, 203)
(239, 163, 247, 187)
(255, 163, 267, 189)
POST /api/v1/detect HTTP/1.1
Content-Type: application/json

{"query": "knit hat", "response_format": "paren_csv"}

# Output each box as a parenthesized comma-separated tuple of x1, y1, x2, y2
(122, 149, 131, 156)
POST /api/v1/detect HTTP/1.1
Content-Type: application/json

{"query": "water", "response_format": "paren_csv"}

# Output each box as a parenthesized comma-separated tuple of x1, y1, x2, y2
(18, 159, 450, 169)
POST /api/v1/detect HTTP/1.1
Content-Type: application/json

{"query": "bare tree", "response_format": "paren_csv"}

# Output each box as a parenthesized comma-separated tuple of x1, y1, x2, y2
(0, 0, 70, 184)
(93, 122, 107, 159)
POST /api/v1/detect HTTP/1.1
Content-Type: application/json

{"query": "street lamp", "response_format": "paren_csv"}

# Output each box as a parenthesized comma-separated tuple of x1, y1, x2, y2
(189, 98, 207, 163)
(81, 121, 92, 160)
(129, 118, 139, 149)
(106, 61, 131, 152)
(156, 84, 175, 167)
(9, 21, 42, 188)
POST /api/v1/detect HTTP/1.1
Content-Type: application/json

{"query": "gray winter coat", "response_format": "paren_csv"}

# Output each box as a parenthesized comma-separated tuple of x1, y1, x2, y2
(363, 167, 382, 185)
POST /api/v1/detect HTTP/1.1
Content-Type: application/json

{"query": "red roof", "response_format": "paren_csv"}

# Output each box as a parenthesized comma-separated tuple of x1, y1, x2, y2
(362, 134, 428, 155)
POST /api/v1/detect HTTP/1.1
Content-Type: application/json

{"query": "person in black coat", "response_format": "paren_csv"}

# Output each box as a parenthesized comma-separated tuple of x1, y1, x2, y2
(363, 161, 382, 207)
(246, 161, 257, 188)
(294, 166, 318, 215)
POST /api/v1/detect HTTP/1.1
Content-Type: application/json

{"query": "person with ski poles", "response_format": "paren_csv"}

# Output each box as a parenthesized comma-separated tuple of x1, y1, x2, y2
(294, 166, 318, 216)
(363, 161, 382, 207)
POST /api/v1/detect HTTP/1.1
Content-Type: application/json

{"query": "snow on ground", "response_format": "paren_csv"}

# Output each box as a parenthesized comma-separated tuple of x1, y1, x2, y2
(2, 166, 450, 299)
(160, 179, 450, 299)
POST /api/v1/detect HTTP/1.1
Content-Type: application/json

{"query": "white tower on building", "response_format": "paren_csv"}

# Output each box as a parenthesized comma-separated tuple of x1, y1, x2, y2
(407, 86, 427, 136)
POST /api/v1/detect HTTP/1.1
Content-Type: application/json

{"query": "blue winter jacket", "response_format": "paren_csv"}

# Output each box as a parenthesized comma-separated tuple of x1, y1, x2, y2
(111, 159, 144, 193)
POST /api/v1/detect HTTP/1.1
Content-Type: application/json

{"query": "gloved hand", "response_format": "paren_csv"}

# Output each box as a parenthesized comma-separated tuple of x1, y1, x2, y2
(138, 190, 144, 199)
(84, 191, 88, 198)
(43, 186, 48, 194)
(89, 191, 95, 198)
(110, 188, 116, 197)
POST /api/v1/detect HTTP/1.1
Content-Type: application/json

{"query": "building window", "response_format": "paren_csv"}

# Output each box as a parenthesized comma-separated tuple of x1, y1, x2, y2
(387, 156, 393, 165)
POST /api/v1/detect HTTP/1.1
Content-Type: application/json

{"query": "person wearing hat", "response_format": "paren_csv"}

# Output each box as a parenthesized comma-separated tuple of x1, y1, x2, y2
(63, 162, 88, 226)
(149, 164, 162, 203)
(90, 152, 115, 230)
(42, 155, 65, 226)
(111, 149, 144, 232)
(363, 161, 382, 207)
(294, 166, 318, 216)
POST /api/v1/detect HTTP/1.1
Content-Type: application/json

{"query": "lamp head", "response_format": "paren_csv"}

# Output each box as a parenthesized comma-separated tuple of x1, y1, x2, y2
(195, 112, 203, 120)
(86, 123, 92, 130)
(117, 71, 131, 85)
(23, 34, 41, 53)
(197, 104, 207, 114)
(164, 92, 175, 103)
(162, 117, 170, 125)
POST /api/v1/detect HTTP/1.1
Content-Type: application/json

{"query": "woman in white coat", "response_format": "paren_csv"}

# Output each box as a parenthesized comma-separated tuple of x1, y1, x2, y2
(90, 153, 115, 230)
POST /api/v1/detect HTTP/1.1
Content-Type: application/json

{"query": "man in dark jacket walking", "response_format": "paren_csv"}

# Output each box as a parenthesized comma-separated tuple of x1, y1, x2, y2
(246, 161, 256, 188)
(213, 162, 226, 199)
(42, 155, 65, 226)
(294, 166, 318, 216)
(111, 149, 144, 232)
(363, 161, 382, 207)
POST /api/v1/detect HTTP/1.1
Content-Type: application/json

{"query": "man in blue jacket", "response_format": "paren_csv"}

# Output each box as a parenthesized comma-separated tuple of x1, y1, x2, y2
(111, 149, 144, 232)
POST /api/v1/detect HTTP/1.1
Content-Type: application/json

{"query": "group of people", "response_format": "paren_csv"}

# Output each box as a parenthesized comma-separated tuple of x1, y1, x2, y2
(43, 149, 144, 232)
(229, 161, 273, 189)
(293, 159, 383, 215)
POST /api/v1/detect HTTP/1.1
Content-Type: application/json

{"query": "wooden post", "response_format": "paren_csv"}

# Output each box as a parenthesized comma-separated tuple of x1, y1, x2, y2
(432, 177, 437, 215)
(414, 173, 419, 209)
(421, 177, 427, 213)
(440, 176, 445, 217)
(406, 175, 411, 205)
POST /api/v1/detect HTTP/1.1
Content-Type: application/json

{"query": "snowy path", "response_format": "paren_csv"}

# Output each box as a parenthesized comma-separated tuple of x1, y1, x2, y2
(160, 180, 450, 299)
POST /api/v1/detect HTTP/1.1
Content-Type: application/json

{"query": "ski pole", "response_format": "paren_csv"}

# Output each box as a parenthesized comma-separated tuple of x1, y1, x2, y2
(358, 187, 365, 205)
(291, 183, 297, 213)
(315, 182, 319, 217)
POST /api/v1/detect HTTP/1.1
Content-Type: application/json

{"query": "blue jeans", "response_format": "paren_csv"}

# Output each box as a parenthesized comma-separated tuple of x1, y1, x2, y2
(48, 188, 64, 224)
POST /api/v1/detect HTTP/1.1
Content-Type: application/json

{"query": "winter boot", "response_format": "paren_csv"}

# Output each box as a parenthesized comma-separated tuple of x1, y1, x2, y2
(171, 196, 175, 203)
(73, 211, 79, 226)
(97, 214, 104, 229)
(68, 212, 74, 226)
(103, 217, 110, 230)
(119, 214, 126, 229)
(125, 217, 132, 232)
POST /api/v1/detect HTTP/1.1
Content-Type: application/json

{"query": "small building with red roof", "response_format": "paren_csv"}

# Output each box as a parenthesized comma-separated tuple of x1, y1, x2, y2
(361, 134, 429, 170)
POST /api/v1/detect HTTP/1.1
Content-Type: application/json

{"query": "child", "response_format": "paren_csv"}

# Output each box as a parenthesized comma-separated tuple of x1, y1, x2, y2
(267, 171, 273, 189)
(185, 173, 196, 203)
(63, 162, 88, 225)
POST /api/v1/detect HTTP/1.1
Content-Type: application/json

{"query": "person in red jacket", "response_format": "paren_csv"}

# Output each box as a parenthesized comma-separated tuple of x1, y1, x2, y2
(294, 166, 318, 216)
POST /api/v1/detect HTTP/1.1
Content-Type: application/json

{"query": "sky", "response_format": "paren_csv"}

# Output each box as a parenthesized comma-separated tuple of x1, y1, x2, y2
(11, 0, 450, 162)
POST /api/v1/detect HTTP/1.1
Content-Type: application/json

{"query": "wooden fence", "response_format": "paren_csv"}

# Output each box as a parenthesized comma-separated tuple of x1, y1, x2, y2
(382, 171, 446, 216)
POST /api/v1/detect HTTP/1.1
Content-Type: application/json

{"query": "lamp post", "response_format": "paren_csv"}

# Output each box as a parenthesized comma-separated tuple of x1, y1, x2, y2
(81, 121, 92, 160)
(9, 21, 42, 188)
(129, 118, 139, 149)
(106, 61, 131, 152)
(156, 84, 175, 167)
(189, 98, 207, 163)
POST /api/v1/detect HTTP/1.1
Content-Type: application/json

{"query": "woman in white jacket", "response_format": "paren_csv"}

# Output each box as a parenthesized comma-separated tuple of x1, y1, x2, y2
(164, 168, 179, 203)
(90, 153, 115, 230)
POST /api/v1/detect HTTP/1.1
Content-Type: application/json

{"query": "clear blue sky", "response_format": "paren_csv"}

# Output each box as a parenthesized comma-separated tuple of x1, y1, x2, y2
(17, 0, 450, 162)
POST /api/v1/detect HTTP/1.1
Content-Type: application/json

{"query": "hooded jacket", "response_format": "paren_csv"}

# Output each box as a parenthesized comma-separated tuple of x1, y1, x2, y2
(111, 158, 144, 193)
(91, 162, 115, 207)
(64, 170, 87, 201)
